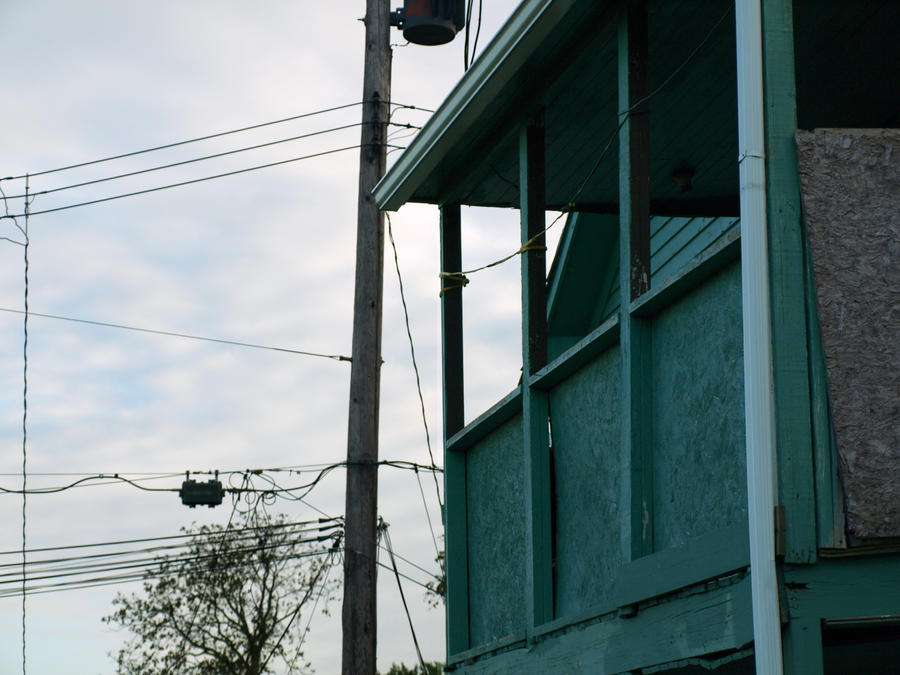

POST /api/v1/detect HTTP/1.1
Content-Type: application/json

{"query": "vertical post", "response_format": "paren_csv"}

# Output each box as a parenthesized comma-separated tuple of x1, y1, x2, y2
(440, 202, 470, 656)
(618, 0, 654, 560)
(760, 0, 816, 564)
(342, 1, 391, 673)
(520, 120, 553, 633)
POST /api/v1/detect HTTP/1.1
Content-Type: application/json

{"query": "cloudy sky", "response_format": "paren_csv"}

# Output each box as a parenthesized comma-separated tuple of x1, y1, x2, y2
(0, 1, 555, 673)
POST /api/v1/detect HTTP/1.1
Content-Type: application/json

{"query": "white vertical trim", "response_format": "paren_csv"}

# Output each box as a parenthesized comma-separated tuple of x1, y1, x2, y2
(735, 1, 785, 673)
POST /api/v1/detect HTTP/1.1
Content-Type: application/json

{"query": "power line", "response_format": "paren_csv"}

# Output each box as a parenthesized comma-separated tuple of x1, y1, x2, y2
(385, 215, 444, 571)
(0, 100, 432, 182)
(0, 144, 362, 219)
(1, 122, 366, 200)
(0, 518, 340, 557)
(0, 307, 352, 362)
(0, 142, 410, 219)
(382, 522, 428, 673)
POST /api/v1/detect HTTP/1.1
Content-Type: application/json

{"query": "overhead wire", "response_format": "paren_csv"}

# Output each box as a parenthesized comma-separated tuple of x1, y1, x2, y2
(385, 214, 443, 569)
(0, 307, 352, 362)
(0, 100, 430, 182)
(0, 142, 412, 220)
(382, 522, 428, 673)
(0, 144, 361, 220)
(0, 122, 366, 200)
(257, 535, 341, 674)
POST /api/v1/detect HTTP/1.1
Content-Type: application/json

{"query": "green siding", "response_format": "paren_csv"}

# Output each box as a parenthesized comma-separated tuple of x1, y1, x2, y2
(549, 346, 623, 617)
(651, 215, 740, 284)
(650, 262, 747, 551)
(466, 414, 527, 646)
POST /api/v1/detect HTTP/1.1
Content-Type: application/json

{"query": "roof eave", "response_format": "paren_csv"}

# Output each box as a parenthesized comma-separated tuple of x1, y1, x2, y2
(374, 0, 584, 212)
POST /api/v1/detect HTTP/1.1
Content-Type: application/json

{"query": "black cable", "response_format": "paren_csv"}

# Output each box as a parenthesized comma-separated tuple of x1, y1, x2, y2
(0, 524, 338, 571)
(0, 536, 334, 585)
(257, 538, 340, 674)
(0, 307, 351, 362)
(0, 535, 338, 586)
(0, 518, 338, 557)
(385, 216, 443, 502)
(0, 144, 362, 219)
(464, 0, 475, 70)
(0, 100, 430, 182)
(471, 0, 484, 66)
(0, 461, 439, 497)
(1, 102, 365, 181)
(383, 524, 428, 673)
(2, 122, 366, 200)
(0, 546, 337, 598)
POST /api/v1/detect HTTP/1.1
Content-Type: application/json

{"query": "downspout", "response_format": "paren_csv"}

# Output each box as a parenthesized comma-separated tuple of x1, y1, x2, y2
(735, 1, 784, 673)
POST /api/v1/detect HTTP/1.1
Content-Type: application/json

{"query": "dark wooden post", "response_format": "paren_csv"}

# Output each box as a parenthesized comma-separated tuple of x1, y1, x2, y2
(342, 1, 391, 672)
(440, 202, 470, 655)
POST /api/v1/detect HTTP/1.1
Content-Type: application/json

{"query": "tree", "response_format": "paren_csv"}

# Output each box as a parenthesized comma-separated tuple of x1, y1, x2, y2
(378, 661, 443, 675)
(424, 542, 445, 609)
(103, 512, 340, 675)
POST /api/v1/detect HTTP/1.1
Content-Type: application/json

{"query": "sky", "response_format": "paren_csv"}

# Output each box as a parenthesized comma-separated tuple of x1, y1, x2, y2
(0, 1, 551, 673)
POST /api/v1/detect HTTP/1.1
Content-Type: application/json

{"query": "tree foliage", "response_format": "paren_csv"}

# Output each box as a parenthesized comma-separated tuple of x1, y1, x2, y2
(378, 661, 443, 675)
(103, 512, 340, 675)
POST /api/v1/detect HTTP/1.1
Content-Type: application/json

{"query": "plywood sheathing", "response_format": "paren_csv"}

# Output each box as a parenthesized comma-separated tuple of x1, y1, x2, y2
(796, 128, 899, 539)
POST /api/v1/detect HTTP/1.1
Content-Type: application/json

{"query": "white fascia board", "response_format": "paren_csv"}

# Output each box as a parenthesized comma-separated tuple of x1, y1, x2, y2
(375, 0, 582, 212)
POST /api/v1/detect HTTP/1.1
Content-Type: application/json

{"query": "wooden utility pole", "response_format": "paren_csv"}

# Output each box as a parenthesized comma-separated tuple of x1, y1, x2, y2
(342, 1, 391, 673)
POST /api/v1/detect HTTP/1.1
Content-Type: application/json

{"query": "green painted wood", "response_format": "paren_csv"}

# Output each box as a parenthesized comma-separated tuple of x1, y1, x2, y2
(549, 346, 624, 617)
(448, 575, 754, 674)
(783, 617, 824, 675)
(441, 203, 471, 656)
(802, 219, 844, 549)
(466, 414, 528, 648)
(532, 315, 619, 391)
(632, 224, 741, 318)
(613, 522, 749, 609)
(784, 553, 900, 620)
(519, 122, 554, 632)
(761, 0, 817, 564)
(625, 0, 651, 300)
(446, 387, 522, 454)
(618, 6, 654, 559)
(650, 262, 748, 552)
(651, 215, 740, 284)
(546, 212, 619, 360)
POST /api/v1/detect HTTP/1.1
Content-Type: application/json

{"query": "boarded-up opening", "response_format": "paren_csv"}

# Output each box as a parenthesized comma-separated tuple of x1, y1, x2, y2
(796, 128, 900, 539)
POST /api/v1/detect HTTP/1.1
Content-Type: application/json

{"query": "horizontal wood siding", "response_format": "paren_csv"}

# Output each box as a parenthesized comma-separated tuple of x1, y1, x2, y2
(651, 214, 740, 285)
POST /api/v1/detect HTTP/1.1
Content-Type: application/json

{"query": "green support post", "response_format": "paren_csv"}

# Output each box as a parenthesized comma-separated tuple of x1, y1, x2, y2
(519, 121, 554, 633)
(618, 0, 654, 560)
(761, 0, 817, 564)
(440, 202, 470, 656)
(783, 617, 824, 675)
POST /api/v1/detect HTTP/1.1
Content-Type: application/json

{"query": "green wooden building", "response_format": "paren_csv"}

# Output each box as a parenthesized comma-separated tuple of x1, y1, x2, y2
(376, 0, 899, 672)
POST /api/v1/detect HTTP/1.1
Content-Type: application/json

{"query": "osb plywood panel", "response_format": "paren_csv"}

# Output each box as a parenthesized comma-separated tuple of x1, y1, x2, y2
(796, 128, 900, 539)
